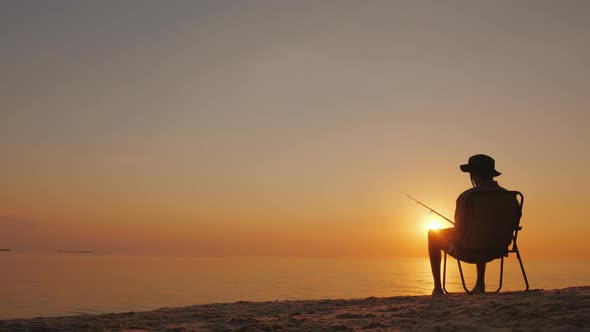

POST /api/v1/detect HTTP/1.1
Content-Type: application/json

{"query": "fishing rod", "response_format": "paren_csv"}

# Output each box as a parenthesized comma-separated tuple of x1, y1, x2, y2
(400, 192, 454, 225)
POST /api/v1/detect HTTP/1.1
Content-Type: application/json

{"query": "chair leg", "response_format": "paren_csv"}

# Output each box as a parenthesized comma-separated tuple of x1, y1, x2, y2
(515, 250, 530, 291)
(451, 253, 527, 294)
(492, 257, 504, 293)
(457, 260, 472, 294)
(442, 252, 449, 294)
(457, 258, 503, 294)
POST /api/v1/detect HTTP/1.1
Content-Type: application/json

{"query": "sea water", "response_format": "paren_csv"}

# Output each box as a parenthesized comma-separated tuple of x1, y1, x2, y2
(1, 252, 588, 319)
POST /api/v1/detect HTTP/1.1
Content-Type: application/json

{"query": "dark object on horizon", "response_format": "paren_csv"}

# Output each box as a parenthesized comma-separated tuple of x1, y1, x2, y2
(0, 249, 11, 252)
(57, 250, 96, 254)
(442, 191, 529, 294)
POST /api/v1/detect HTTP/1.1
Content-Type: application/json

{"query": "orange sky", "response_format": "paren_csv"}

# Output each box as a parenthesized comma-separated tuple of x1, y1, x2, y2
(2, 2, 589, 258)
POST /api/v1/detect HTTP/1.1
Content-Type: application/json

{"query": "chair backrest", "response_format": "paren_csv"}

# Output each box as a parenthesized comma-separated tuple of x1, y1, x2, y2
(461, 191, 523, 255)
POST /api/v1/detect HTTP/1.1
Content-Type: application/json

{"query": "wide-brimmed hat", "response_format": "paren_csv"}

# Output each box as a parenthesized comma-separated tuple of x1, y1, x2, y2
(460, 154, 501, 177)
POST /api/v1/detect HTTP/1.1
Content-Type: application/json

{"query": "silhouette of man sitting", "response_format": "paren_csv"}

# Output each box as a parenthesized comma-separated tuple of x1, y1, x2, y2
(428, 154, 507, 295)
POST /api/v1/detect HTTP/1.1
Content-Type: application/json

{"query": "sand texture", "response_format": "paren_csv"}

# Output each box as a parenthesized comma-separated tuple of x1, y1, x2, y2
(1, 287, 588, 332)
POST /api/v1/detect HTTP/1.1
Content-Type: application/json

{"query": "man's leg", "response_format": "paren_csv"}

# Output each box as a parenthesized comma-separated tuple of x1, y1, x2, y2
(428, 229, 448, 294)
(473, 263, 486, 293)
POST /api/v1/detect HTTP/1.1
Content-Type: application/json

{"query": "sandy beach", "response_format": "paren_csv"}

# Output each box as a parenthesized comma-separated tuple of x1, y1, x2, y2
(1, 286, 588, 332)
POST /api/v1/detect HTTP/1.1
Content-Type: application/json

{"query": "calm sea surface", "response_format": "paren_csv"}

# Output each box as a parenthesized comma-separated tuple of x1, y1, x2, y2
(1, 252, 588, 319)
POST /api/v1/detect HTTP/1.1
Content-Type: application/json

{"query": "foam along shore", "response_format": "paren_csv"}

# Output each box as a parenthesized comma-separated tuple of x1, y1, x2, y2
(1, 287, 588, 332)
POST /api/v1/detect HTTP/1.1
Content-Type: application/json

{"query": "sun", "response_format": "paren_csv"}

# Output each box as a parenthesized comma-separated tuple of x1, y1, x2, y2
(426, 219, 444, 231)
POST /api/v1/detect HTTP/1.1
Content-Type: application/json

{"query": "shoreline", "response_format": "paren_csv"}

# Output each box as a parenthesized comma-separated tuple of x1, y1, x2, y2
(1, 286, 588, 331)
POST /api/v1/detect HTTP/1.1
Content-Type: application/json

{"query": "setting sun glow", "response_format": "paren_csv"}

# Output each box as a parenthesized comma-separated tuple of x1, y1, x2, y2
(426, 219, 444, 231)
(1, 1, 589, 261)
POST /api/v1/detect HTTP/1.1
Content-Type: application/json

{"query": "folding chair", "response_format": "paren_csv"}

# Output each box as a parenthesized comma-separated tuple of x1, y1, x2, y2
(442, 191, 529, 294)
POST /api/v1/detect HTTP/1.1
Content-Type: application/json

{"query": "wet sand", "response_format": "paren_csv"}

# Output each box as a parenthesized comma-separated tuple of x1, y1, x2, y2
(1, 286, 588, 331)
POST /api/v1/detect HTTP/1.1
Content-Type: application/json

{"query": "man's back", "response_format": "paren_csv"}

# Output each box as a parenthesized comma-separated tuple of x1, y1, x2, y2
(454, 180, 506, 234)
(460, 191, 522, 256)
